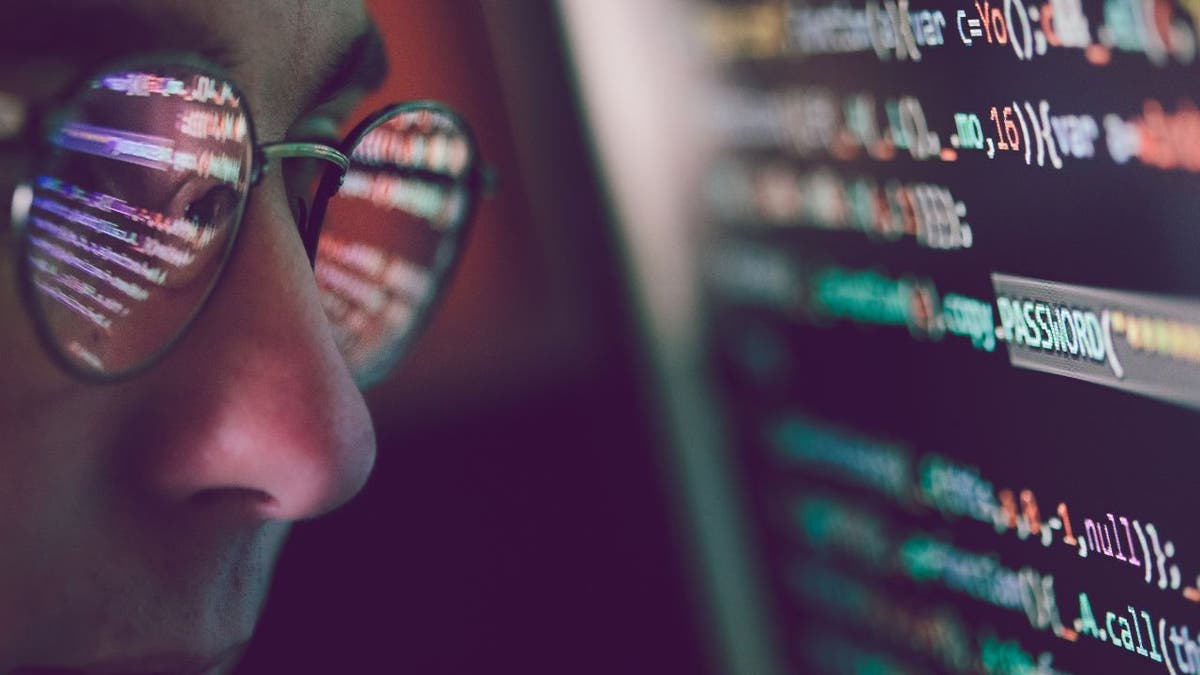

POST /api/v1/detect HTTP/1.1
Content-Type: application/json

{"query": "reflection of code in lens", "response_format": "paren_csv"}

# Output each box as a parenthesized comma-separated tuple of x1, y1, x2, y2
(316, 234, 425, 362)
(314, 106, 473, 383)
(24, 67, 251, 375)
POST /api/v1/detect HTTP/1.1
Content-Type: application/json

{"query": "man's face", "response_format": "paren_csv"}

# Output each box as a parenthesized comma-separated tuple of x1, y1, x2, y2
(0, 1, 381, 672)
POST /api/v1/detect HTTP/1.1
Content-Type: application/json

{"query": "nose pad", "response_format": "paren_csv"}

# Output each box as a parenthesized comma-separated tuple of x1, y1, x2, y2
(281, 149, 334, 268)
(292, 195, 316, 263)
(292, 195, 309, 232)
(292, 195, 326, 267)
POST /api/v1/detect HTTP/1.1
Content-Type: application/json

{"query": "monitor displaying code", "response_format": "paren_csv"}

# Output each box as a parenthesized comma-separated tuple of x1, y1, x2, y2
(697, 1, 1200, 673)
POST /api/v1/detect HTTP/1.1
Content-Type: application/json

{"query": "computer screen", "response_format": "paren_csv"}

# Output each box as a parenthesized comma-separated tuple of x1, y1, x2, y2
(567, 1, 1200, 673)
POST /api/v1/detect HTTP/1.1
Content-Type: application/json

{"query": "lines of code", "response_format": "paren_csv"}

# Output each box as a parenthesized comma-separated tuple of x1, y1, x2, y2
(712, 87, 1200, 179)
(770, 415, 1200, 673)
(704, 0, 1200, 65)
(697, 1, 1200, 673)
(708, 249, 1200, 403)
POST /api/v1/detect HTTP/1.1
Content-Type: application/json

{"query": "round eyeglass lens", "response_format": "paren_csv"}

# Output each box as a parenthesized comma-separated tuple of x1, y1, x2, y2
(19, 62, 254, 377)
(315, 104, 475, 384)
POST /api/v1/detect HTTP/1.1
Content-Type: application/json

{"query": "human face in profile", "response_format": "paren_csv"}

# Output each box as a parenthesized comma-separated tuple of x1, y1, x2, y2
(0, 1, 384, 672)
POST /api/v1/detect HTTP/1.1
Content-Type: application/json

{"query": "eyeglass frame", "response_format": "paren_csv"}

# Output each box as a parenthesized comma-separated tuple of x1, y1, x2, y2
(2, 52, 493, 387)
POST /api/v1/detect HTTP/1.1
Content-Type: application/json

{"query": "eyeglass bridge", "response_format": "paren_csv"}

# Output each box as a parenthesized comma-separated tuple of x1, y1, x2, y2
(255, 141, 350, 185)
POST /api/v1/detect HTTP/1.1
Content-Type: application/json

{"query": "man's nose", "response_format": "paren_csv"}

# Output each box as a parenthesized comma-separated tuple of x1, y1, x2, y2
(133, 179, 377, 521)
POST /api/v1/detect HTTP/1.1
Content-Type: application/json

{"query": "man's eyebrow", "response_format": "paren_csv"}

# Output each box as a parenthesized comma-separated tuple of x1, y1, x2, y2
(309, 26, 390, 109)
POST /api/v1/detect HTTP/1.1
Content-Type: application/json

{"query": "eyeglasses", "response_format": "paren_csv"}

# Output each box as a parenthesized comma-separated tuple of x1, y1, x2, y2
(3, 53, 493, 388)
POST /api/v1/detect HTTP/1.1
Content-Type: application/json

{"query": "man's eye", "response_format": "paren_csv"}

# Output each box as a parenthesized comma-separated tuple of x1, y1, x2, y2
(186, 184, 239, 228)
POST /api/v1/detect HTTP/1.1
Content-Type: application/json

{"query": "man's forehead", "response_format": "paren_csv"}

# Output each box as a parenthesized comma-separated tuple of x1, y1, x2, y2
(0, 0, 373, 135)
